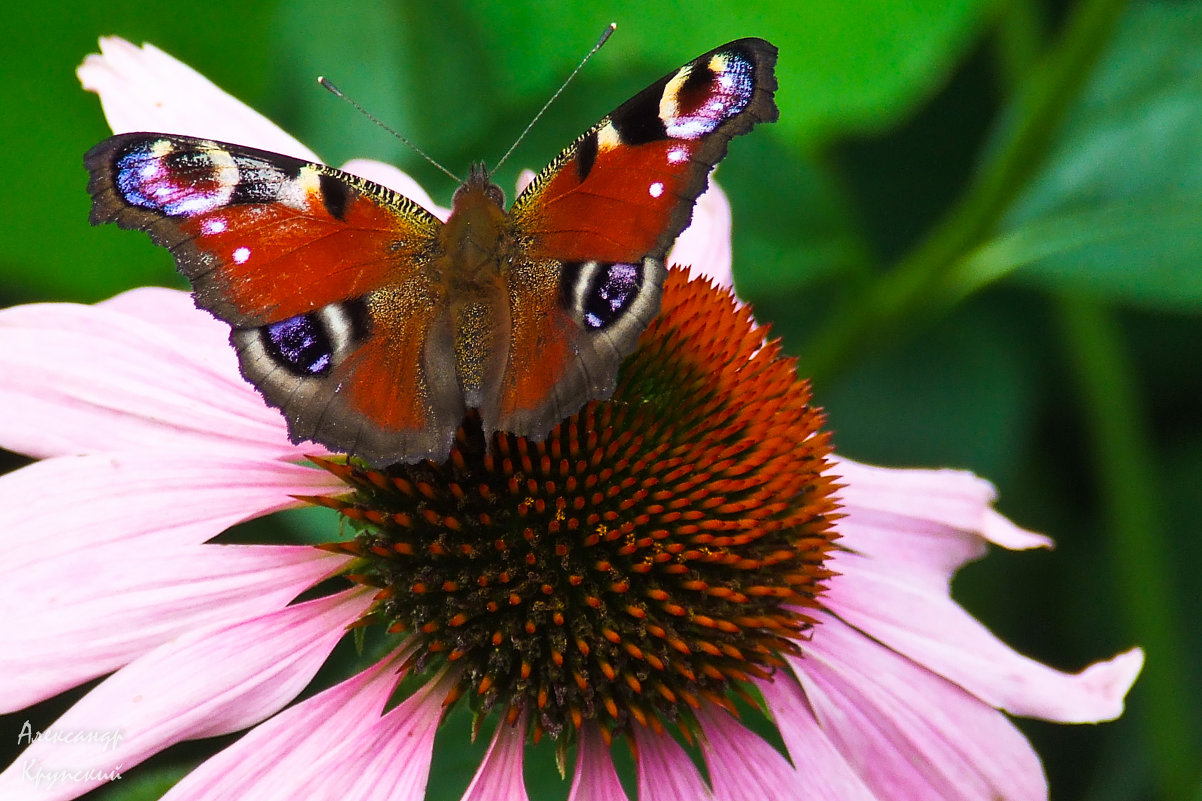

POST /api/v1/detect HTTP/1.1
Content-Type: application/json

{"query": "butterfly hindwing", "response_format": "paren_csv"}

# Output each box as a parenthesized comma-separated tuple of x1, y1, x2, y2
(494, 38, 778, 434)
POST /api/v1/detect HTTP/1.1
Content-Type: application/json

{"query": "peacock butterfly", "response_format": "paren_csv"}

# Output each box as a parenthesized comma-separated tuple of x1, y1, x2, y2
(85, 38, 778, 467)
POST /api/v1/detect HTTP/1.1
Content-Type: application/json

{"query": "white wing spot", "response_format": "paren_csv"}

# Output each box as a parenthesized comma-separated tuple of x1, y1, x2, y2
(233, 246, 251, 264)
(649, 182, 664, 198)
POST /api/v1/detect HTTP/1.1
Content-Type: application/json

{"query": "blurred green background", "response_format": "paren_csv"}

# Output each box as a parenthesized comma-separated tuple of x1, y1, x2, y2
(2, 0, 1199, 798)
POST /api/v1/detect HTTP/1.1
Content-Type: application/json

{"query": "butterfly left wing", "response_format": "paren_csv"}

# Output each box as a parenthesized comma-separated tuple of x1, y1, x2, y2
(85, 134, 471, 464)
(496, 38, 779, 436)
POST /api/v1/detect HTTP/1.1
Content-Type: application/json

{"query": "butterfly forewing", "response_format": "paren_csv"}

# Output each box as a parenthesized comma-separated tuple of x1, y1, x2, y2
(510, 38, 778, 262)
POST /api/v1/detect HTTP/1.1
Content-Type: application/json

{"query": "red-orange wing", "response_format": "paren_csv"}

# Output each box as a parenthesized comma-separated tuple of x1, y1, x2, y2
(493, 39, 778, 437)
(86, 134, 464, 464)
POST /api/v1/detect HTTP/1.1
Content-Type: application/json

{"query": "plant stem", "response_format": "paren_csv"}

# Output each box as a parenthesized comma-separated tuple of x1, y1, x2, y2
(801, 0, 1130, 385)
(1057, 295, 1201, 800)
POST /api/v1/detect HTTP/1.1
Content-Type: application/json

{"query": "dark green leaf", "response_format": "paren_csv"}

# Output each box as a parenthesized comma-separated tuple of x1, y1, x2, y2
(1006, 3, 1202, 308)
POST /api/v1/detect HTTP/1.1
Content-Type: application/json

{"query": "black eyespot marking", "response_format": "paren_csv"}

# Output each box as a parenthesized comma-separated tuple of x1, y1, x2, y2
(229, 180, 276, 204)
(682, 59, 716, 95)
(611, 87, 669, 146)
(575, 130, 599, 182)
(318, 172, 350, 219)
(261, 313, 334, 376)
(566, 261, 644, 330)
(226, 154, 295, 205)
(344, 297, 372, 342)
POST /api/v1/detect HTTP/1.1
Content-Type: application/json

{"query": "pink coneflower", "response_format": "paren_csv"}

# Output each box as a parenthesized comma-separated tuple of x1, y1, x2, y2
(0, 38, 1141, 801)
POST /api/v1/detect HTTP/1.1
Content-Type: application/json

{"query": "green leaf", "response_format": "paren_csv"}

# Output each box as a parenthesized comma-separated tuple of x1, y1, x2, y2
(770, 0, 994, 142)
(733, 140, 875, 303)
(1005, 3, 1202, 308)
(472, 0, 993, 144)
(0, 0, 276, 302)
(269, 0, 409, 159)
(955, 197, 1202, 310)
(816, 304, 1037, 480)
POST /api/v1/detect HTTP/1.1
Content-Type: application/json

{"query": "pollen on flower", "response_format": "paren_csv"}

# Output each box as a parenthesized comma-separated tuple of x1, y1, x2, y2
(308, 268, 839, 742)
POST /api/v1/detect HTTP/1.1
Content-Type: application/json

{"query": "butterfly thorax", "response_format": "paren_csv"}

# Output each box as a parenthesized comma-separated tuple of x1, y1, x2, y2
(439, 164, 511, 288)
(433, 165, 513, 411)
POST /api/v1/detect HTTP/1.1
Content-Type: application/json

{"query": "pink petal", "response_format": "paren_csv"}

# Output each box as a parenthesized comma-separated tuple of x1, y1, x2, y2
(0, 298, 300, 460)
(978, 507, 1053, 550)
(668, 181, 733, 289)
(695, 704, 805, 801)
(157, 656, 403, 801)
(316, 671, 451, 801)
(634, 726, 712, 801)
(515, 169, 536, 196)
(756, 677, 881, 801)
(0, 590, 372, 801)
(170, 656, 446, 801)
(829, 493, 989, 591)
(460, 714, 530, 801)
(569, 725, 629, 801)
(78, 37, 319, 161)
(0, 544, 345, 712)
(825, 551, 1143, 722)
(340, 159, 450, 220)
(0, 452, 344, 572)
(98, 287, 231, 349)
(794, 618, 1047, 801)
(832, 456, 1054, 560)
(827, 456, 1143, 722)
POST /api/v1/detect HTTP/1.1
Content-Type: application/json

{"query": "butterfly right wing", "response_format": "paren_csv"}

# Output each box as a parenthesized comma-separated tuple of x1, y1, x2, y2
(85, 133, 467, 464)
(495, 39, 779, 438)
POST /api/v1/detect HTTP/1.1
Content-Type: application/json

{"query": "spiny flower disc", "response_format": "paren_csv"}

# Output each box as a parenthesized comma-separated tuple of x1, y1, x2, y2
(311, 269, 839, 740)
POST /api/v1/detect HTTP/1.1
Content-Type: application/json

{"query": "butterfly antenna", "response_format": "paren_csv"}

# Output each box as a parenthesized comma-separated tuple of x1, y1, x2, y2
(318, 76, 463, 184)
(491, 22, 617, 173)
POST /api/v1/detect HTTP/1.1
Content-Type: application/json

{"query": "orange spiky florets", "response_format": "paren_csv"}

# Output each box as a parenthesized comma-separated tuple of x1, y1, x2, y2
(314, 269, 839, 740)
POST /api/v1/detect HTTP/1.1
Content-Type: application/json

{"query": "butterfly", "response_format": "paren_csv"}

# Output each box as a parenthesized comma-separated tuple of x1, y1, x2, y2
(85, 38, 778, 467)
